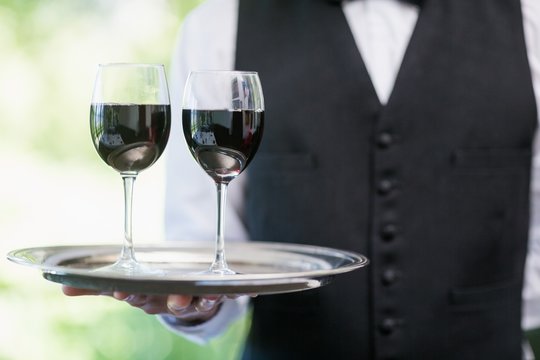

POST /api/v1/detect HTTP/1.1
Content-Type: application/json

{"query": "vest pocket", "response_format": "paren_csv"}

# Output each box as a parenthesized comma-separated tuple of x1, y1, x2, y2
(447, 280, 523, 359)
(451, 148, 531, 170)
(449, 279, 521, 311)
(441, 147, 530, 284)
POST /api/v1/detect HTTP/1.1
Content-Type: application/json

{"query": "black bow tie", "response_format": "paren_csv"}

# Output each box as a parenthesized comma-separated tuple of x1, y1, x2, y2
(330, 0, 424, 6)
(396, 0, 424, 6)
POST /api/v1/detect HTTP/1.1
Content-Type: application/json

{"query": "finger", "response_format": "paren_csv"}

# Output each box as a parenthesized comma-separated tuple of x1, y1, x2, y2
(123, 294, 149, 307)
(194, 296, 221, 313)
(110, 292, 169, 315)
(166, 295, 193, 316)
(138, 295, 169, 315)
(165, 295, 223, 322)
(62, 286, 103, 296)
(113, 291, 131, 300)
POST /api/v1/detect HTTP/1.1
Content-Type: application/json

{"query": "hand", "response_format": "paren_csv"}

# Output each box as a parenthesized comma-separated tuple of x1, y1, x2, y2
(62, 286, 223, 324)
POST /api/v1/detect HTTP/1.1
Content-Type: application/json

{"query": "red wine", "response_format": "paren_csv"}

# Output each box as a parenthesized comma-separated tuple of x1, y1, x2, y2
(90, 103, 170, 172)
(182, 109, 264, 183)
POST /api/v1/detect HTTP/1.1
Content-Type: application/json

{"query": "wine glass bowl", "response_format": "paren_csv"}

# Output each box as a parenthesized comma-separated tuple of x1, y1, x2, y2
(182, 71, 264, 274)
(90, 103, 170, 173)
(90, 64, 171, 274)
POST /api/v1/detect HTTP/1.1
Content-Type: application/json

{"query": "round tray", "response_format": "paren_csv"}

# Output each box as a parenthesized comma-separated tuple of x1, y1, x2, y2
(7, 242, 368, 295)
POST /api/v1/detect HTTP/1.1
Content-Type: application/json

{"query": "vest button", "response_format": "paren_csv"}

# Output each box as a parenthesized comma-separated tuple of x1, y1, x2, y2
(377, 179, 395, 195)
(382, 268, 399, 286)
(379, 318, 398, 335)
(380, 223, 398, 241)
(376, 132, 394, 148)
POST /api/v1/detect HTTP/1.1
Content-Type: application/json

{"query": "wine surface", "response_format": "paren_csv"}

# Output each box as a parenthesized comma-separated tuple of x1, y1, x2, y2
(182, 109, 264, 183)
(90, 103, 170, 173)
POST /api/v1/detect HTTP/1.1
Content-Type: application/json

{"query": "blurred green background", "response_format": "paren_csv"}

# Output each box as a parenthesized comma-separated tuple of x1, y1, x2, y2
(0, 1, 249, 359)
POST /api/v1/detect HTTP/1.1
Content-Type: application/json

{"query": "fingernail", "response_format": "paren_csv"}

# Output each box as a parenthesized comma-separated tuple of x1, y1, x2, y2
(167, 301, 187, 313)
(113, 292, 129, 300)
(195, 298, 217, 312)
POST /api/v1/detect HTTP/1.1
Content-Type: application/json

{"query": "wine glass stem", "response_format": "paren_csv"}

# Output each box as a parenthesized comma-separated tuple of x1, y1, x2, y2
(120, 173, 137, 263)
(211, 182, 229, 272)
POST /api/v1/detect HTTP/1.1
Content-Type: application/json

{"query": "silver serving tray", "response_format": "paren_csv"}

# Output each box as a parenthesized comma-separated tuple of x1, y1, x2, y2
(7, 242, 368, 295)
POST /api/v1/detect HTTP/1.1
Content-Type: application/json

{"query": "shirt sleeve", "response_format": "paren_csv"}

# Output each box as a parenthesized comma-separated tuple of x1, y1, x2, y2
(164, 0, 245, 244)
(160, 0, 248, 342)
(522, 0, 540, 331)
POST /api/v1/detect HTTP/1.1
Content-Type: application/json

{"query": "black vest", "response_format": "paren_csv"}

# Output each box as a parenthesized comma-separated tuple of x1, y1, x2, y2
(236, 0, 537, 359)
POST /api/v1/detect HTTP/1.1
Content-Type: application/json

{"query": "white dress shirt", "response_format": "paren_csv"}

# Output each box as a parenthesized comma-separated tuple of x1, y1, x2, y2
(164, 0, 540, 342)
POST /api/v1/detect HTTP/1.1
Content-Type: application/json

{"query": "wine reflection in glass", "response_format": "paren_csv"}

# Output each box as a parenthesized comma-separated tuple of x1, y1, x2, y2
(90, 63, 171, 274)
(182, 71, 264, 275)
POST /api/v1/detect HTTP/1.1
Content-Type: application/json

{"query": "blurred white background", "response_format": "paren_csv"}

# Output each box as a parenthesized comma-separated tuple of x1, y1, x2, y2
(0, 1, 249, 359)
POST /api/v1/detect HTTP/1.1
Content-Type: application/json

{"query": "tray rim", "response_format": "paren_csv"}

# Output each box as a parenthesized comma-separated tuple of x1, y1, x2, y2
(7, 241, 369, 294)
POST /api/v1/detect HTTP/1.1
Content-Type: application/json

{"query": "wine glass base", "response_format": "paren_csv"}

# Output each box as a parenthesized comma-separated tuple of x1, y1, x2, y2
(92, 258, 165, 276)
(206, 262, 237, 275)
(207, 267, 237, 275)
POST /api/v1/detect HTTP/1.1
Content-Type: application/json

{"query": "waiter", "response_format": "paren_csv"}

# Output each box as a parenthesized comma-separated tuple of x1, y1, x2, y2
(66, 0, 540, 358)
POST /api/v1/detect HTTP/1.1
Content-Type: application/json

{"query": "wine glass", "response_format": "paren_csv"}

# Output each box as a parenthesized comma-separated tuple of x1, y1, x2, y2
(182, 70, 264, 274)
(90, 63, 171, 274)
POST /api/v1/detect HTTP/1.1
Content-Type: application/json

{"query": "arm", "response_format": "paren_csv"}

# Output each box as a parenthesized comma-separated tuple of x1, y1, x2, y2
(523, 0, 540, 356)
(165, 0, 244, 244)
(160, 0, 249, 343)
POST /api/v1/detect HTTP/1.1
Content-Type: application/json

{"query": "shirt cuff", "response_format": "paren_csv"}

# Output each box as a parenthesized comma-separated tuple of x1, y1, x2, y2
(523, 248, 540, 330)
(157, 296, 250, 345)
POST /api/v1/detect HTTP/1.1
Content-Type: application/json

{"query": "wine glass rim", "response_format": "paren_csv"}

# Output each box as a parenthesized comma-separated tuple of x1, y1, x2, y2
(98, 63, 165, 68)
